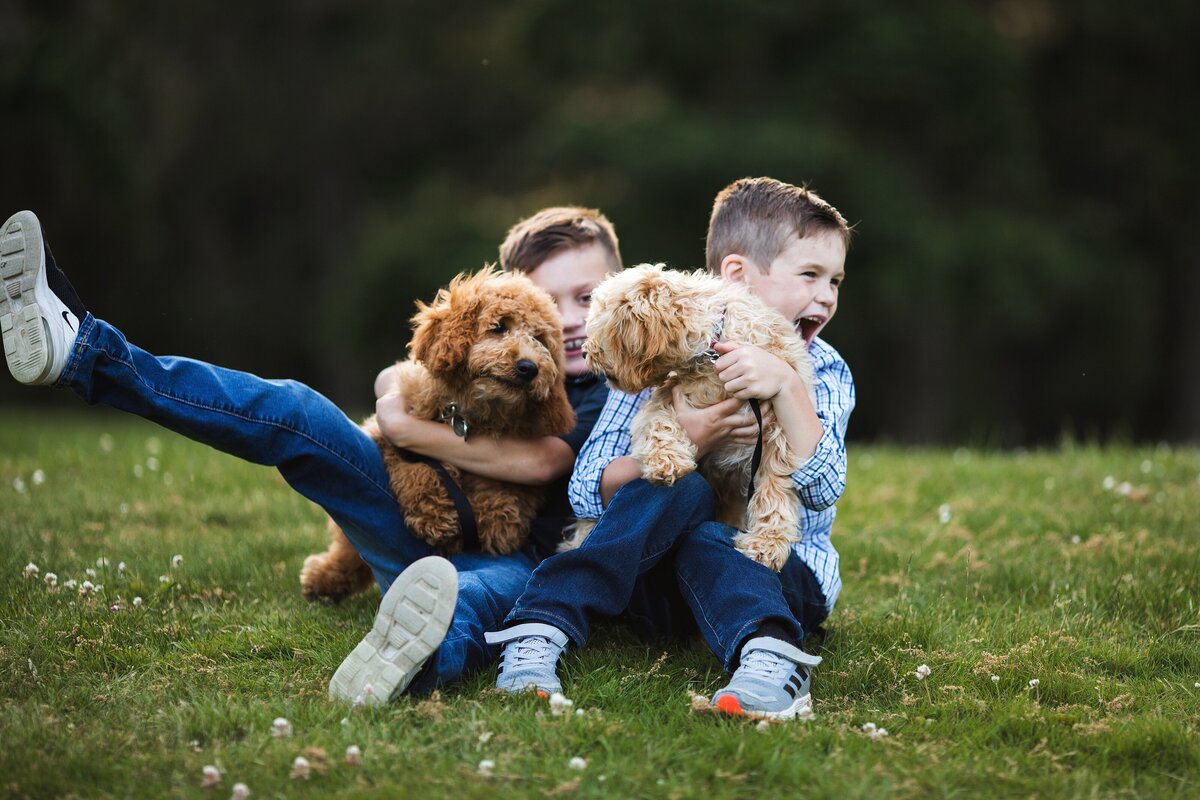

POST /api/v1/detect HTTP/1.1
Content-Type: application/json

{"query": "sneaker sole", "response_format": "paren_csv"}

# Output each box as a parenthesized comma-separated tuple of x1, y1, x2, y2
(713, 690, 812, 721)
(0, 211, 53, 384)
(328, 556, 458, 705)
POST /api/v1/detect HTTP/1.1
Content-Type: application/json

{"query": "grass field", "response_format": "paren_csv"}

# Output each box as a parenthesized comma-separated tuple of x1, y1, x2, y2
(2, 411, 1199, 799)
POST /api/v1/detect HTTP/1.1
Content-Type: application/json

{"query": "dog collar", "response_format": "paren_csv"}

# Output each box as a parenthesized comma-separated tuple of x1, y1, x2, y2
(437, 401, 470, 439)
(696, 308, 726, 365)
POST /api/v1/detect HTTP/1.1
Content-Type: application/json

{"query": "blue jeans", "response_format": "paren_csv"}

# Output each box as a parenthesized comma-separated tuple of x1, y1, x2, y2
(58, 314, 529, 690)
(506, 472, 828, 671)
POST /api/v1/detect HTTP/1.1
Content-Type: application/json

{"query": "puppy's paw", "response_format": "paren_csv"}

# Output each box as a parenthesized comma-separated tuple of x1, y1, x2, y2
(733, 531, 792, 572)
(636, 446, 695, 485)
(557, 518, 596, 552)
(299, 554, 353, 603)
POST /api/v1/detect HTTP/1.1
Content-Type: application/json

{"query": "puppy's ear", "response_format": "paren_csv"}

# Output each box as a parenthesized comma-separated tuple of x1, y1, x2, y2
(409, 280, 479, 374)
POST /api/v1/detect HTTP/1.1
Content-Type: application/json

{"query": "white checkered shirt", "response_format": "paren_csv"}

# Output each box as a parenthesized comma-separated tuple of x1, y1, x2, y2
(568, 336, 855, 613)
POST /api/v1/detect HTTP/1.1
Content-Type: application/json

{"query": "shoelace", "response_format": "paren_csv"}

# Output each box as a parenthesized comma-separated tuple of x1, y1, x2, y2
(499, 636, 560, 673)
(737, 649, 797, 683)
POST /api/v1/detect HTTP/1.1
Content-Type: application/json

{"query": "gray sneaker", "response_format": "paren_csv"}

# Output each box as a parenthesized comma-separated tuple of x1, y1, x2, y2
(712, 636, 823, 720)
(328, 556, 457, 706)
(1, 211, 86, 385)
(484, 622, 569, 696)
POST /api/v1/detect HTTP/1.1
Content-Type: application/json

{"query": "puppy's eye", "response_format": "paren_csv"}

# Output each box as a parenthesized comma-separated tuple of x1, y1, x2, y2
(490, 320, 507, 334)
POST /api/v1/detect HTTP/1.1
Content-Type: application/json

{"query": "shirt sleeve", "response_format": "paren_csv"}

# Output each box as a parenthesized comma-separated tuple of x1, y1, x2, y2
(568, 388, 648, 518)
(791, 340, 856, 511)
(559, 380, 610, 454)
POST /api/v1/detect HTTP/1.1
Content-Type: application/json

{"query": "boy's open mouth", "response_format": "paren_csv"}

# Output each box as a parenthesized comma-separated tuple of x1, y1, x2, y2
(564, 337, 586, 355)
(796, 316, 825, 346)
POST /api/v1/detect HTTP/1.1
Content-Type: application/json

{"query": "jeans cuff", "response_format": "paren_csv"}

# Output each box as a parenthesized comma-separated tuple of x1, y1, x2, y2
(504, 608, 586, 648)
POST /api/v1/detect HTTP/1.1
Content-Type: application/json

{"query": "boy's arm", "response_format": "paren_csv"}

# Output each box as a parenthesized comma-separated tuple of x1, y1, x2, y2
(569, 389, 647, 517)
(375, 391, 573, 485)
(788, 342, 855, 510)
(712, 339, 855, 511)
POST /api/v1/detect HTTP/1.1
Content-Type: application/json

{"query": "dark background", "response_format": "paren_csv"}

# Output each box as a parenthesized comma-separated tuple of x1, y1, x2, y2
(2, 1, 1196, 445)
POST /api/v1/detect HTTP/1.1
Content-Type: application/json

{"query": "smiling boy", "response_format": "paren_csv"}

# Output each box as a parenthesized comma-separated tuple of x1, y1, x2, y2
(486, 178, 855, 720)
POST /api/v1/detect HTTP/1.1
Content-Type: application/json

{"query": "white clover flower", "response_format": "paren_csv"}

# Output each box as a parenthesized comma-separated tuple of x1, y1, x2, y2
(146, 436, 162, 455)
(1102, 475, 1116, 491)
(202, 765, 221, 788)
(99, 433, 114, 452)
(345, 745, 362, 765)
(1141, 459, 1152, 474)
(94, 584, 103, 594)
(1116, 482, 1133, 496)
(991, 675, 1000, 683)
(230, 783, 250, 800)
(568, 757, 587, 770)
(133, 596, 143, 607)
(44, 572, 58, 589)
(1071, 535, 1082, 544)
(1194, 682, 1200, 689)
(63, 578, 78, 590)
(159, 575, 170, 584)
(13, 477, 27, 493)
(146, 457, 159, 472)
(23, 562, 39, 579)
(79, 580, 95, 597)
(477, 759, 495, 777)
(96, 557, 109, 569)
(915, 664, 932, 680)
(363, 683, 375, 697)
(1028, 678, 1040, 688)
(575, 708, 585, 717)
(289, 757, 310, 780)
(861, 722, 877, 734)
(31, 469, 45, 486)
(797, 703, 815, 721)
(270, 717, 292, 739)
(755, 720, 770, 732)
(938, 504, 952, 524)
(870, 727, 890, 739)
(340, 718, 349, 726)
(172, 554, 184, 568)
(353, 694, 365, 708)
(118, 561, 127, 573)
(119, 503, 129, 515)
(132, 464, 144, 478)
(85, 568, 97, 579)
(109, 602, 120, 612)
(549, 692, 574, 715)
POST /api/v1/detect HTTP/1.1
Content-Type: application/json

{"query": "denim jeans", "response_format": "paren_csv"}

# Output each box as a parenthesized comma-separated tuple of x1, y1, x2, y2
(58, 314, 529, 689)
(506, 472, 828, 671)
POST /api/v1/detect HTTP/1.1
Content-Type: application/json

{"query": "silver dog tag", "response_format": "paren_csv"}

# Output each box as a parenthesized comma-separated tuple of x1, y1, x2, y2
(451, 413, 469, 439)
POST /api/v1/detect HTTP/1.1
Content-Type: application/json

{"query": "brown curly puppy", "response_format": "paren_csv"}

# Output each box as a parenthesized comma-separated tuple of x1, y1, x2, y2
(299, 267, 576, 601)
(568, 263, 815, 571)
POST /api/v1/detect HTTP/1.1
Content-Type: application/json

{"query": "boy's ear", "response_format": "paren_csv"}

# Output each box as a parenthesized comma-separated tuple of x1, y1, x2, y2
(720, 254, 750, 283)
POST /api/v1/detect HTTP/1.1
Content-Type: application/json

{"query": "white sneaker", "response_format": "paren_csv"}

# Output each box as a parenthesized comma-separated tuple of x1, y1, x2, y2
(328, 556, 458, 705)
(484, 622, 570, 696)
(1, 210, 85, 385)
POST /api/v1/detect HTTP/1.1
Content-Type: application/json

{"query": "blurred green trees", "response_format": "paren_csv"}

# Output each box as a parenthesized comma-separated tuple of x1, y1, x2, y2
(1, 0, 1194, 443)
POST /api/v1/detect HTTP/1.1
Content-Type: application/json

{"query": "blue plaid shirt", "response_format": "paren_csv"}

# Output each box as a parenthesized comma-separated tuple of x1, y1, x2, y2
(568, 336, 855, 613)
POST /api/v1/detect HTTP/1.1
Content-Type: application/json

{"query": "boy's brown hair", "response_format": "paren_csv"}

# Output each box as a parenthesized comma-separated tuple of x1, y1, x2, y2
(705, 177, 852, 274)
(499, 206, 623, 274)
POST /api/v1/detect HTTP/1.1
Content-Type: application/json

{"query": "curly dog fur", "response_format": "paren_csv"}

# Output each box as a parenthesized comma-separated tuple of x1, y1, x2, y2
(299, 267, 576, 601)
(565, 263, 816, 571)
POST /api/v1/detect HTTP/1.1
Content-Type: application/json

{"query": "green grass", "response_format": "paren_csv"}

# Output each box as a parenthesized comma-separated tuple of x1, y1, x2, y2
(2, 411, 1199, 799)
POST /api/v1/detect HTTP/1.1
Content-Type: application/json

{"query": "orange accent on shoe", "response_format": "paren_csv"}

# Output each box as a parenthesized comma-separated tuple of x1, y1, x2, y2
(536, 690, 549, 699)
(714, 694, 744, 716)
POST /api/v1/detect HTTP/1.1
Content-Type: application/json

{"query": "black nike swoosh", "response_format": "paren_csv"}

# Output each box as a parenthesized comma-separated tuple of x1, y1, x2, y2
(61, 310, 75, 331)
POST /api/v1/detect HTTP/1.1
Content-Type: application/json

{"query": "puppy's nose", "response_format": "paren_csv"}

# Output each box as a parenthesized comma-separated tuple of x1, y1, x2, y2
(515, 359, 539, 382)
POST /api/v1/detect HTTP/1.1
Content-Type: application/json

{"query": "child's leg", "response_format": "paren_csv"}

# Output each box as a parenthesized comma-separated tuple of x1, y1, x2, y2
(672, 521, 807, 671)
(59, 314, 432, 589)
(502, 471, 716, 645)
(330, 551, 537, 703)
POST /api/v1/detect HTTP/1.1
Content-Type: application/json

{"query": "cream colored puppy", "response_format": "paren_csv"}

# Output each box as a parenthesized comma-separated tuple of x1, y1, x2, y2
(572, 263, 815, 570)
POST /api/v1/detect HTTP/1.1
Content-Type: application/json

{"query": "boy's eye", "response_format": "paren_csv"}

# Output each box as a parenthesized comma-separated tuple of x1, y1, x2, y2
(579, 294, 592, 305)
(490, 320, 507, 334)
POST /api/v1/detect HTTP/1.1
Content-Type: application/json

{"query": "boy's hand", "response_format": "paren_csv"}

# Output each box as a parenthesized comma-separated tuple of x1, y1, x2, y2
(713, 341, 796, 401)
(672, 385, 764, 458)
(375, 390, 414, 447)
